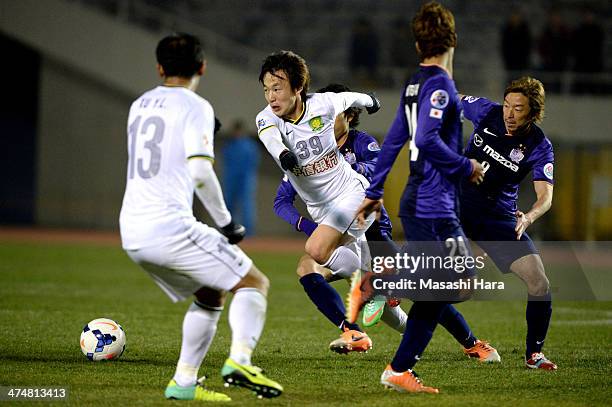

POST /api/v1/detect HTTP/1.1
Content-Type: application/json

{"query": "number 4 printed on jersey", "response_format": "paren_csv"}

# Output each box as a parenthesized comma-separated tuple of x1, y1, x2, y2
(405, 102, 419, 161)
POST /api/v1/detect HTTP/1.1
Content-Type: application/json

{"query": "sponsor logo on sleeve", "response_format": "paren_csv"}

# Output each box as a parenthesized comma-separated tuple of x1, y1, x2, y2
(543, 163, 554, 180)
(464, 95, 480, 103)
(257, 118, 267, 129)
(429, 108, 443, 119)
(430, 89, 449, 109)
(367, 142, 380, 151)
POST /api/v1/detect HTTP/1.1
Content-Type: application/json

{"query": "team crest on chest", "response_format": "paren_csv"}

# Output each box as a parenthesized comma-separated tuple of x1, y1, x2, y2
(509, 147, 525, 163)
(308, 116, 324, 132)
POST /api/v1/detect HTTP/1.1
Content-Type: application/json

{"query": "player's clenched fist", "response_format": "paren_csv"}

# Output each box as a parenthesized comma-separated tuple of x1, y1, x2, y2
(220, 221, 246, 244)
(279, 149, 299, 174)
(468, 159, 485, 185)
(366, 93, 381, 114)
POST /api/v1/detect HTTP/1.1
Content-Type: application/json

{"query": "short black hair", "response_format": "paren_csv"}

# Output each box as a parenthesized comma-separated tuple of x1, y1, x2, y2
(316, 83, 361, 128)
(259, 51, 310, 100)
(156, 33, 204, 78)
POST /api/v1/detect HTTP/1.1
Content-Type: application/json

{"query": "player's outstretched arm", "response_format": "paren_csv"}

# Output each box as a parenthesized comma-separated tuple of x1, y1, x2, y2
(331, 92, 380, 116)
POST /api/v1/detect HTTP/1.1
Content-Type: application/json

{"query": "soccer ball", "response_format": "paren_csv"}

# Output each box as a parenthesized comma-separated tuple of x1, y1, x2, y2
(80, 318, 126, 361)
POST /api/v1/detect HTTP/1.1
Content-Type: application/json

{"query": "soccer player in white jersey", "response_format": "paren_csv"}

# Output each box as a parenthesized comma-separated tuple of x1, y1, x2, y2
(256, 51, 381, 353)
(119, 33, 282, 401)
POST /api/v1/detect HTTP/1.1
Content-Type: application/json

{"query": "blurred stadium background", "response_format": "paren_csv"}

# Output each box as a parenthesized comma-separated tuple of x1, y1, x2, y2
(1, 0, 611, 240)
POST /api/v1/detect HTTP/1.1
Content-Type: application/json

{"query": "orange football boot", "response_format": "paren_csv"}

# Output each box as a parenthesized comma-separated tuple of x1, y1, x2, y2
(463, 340, 501, 362)
(380, 365, 439, 394)
(329, 326, 372, 354)
(346, 271, 375, 324)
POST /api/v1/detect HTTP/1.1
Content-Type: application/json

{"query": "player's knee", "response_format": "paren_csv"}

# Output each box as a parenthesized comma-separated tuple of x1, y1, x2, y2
(530, 275, 550, 296)
(233, 265, 269, 296)
(258, 273, 270, 295)
(194, 286, 227, 308)
(304, 239, 327, 264)
(305, 240, 332, 264)
(296, 255, 315, 278)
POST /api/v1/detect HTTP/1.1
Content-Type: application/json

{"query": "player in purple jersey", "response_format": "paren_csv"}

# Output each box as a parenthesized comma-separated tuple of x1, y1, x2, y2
(460, 76, 557, 370)
(350, 2, 498, 394)
(274, 83, 407, 332)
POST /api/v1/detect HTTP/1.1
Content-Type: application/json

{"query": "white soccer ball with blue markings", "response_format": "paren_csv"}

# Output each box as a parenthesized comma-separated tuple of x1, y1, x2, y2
(80, 318, 126, 361)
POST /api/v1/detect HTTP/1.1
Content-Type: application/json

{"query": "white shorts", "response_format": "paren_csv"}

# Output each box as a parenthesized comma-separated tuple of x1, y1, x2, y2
(308, 188, 375, 239)
(125, 222, 252, 302)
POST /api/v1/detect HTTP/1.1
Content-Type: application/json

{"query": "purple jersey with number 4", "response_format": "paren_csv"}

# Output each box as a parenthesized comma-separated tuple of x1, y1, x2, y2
(460, 96, 555, 219)
(366, 65, 472, 219)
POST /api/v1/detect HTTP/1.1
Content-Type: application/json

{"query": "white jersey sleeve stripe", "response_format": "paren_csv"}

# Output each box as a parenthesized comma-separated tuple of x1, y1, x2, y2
(257, 124, 276, 135)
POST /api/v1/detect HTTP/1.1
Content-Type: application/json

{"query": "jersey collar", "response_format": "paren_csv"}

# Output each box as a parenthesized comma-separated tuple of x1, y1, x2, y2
(420, 63, 452, 78)
(284, 102, 306, 124)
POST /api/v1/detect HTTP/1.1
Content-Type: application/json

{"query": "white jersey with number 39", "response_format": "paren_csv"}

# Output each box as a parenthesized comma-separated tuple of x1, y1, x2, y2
(256, 92, 370, 208)
(119, 86, 215, 249)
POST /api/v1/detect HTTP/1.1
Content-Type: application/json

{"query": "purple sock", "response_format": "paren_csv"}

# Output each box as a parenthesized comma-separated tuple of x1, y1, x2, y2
(390, 302, 446, 372)
(526, 293, 552, 359)
(299, 273, 359, 331)
(439, 304, 477, 348)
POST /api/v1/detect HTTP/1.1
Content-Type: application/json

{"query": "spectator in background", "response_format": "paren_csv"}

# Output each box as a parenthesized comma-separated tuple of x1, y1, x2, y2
(222, 120, 260, 236)
(538, 9, 571, 93)
(572, 8, 605, 94)
(501, 11, 532, 82)
(390, 18, 417, 67)
(349, 17, 380, 86)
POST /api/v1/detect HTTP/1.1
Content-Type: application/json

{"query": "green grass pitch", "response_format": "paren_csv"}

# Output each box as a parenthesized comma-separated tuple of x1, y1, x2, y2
(0, 240, 610, 406)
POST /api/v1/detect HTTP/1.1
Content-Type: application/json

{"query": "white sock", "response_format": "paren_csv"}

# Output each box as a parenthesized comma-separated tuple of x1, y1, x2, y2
(322, 246, 361, 279)
(229, 288, 267, 366)
(381, 304, 408, 333)
(173, 302, 222, 387)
